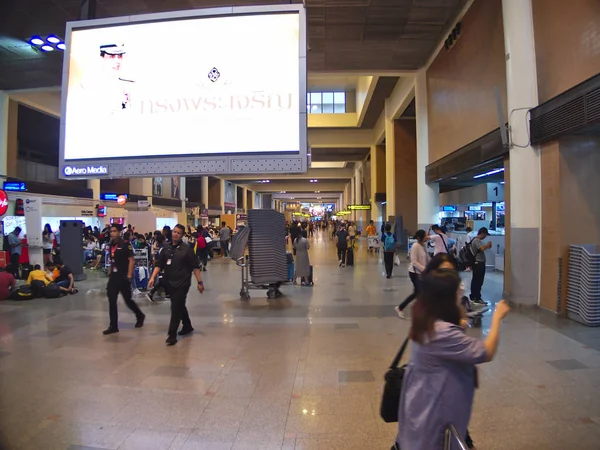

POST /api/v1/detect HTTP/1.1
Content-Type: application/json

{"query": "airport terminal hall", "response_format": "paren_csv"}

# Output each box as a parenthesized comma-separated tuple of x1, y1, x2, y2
(1, 0, 600, 449)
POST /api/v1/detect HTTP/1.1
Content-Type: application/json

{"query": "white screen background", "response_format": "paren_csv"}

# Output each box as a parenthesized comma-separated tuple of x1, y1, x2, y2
(64, 13, 300, 160)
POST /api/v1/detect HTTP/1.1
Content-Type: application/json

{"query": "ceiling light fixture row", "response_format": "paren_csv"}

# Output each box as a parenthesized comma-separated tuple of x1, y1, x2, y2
(28, 35, 65, 52)
(309, 179, 318, 183)
(473, 168, 505, 179)
(259, 180, 270, 183)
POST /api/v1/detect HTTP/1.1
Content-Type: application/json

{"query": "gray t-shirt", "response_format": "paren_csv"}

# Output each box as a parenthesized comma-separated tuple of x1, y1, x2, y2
(471, 237, 486, 263)
(219, 227, 231, 241)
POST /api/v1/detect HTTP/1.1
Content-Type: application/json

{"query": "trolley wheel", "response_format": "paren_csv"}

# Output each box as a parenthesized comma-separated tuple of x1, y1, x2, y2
(240, 293, 250, 301)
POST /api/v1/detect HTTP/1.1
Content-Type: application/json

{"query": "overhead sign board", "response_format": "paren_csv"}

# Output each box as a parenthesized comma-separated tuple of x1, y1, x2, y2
(3, 182, 27, 192)
(137, 200, 151, 208)
(100, 193, 128, 202)
(348, 204, 371, 211)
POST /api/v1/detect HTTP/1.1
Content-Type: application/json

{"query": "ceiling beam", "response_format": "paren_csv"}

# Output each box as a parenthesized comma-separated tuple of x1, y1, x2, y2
(373, 76, 416, 144)
(224, 168, 353, 181)
(308, 128, 375, 148)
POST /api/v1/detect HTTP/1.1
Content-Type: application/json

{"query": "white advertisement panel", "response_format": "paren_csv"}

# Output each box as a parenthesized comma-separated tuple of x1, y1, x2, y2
(63, 12, 300, 161)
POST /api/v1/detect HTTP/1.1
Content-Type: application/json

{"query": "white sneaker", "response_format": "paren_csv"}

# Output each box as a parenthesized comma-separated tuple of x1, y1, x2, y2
(394, 306, 405, 319)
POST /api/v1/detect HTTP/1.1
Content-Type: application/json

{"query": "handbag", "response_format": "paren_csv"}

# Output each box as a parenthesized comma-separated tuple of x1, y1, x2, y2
(380, 336, 410, 423)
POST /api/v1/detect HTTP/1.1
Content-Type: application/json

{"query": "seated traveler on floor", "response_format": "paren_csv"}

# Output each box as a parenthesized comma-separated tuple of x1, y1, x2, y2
(46, 260, 78, 295)
(0, 266, 16, 300)
(395, 269, 510, 450)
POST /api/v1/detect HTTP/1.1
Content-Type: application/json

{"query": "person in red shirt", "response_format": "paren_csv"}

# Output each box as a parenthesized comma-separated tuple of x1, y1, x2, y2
(0, 267, 16, 300)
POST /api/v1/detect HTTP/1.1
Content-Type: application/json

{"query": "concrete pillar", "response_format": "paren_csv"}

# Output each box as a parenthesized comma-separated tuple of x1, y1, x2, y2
(502, 0, 541, 305)
(87, 179, 100, 200)
(394, 119, 418, 235)
(243, 187, 248, 212)
(415, 70, 439, 230)
(129, 178, 153, 197)
(201, 176, 209, 209)
(370, 145, 386, 228)
(219, 179, 225, 214)
(179, 176, 186, 212)
(0, 93, 18, 179)
(384, 101, 396, 219)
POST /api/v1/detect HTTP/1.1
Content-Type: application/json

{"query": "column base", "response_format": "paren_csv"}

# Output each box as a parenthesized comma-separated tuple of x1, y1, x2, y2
(508, 227, 540, 305)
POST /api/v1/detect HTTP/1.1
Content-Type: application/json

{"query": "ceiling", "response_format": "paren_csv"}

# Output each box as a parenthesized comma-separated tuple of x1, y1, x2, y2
(437, 159, 505, 193)
(0, 0, 468, 90)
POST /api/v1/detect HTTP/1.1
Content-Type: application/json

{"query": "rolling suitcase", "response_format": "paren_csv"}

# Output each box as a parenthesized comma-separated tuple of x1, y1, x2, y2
(288, 262, 295, 281)
(346, 247, 354, 267)
(307, 265, 314, 285)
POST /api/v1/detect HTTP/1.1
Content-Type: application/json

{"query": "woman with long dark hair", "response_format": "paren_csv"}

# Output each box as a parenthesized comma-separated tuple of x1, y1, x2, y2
(396, 230, 428, 318)
(42, 224, 55, 264)
(395, 269, 510, 450)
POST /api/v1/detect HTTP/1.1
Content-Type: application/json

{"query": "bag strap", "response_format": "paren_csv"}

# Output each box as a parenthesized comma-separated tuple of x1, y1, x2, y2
(441, 234, 449, 254)
(390, 337, 410, 369)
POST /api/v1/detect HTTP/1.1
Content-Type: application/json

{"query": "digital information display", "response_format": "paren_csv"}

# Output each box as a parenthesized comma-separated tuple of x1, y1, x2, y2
(59, 5, 307, 179)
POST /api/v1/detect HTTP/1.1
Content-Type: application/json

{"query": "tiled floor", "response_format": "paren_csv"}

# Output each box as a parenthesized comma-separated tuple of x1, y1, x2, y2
(1, 230, 600, 449)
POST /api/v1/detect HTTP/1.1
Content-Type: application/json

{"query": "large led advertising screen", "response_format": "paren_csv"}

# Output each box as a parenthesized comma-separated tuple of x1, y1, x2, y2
(59, 5, 307, 178)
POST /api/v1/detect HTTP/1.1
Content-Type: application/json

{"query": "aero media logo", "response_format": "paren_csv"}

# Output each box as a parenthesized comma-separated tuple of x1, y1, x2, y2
(64, 166, 73, 176)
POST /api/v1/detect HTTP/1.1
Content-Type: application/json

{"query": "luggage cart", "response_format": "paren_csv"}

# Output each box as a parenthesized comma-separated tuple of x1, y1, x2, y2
(236, 255, 283, 301)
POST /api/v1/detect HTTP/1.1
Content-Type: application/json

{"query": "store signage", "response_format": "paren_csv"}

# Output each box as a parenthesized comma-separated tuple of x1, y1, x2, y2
(81, 209, 94, 217)
(100, 193, 128, 202)
(117, 195, 127, 206)
(442, 206, 456, 212)
(236, 213, 248, 221)
(97, 205, 107, 217)
(24, 198, 42, 247)
(348, 204, 371, 211)
(0, 190, 8, 216)
(137, 200, 151, 208)
(3, 182, 26, 192)
(469, 206, 481, 211)
(63, 165, 108, 177)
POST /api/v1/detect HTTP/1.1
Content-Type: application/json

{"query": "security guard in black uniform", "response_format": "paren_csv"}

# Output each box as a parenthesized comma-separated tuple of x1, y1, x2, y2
(149, 223, 204, 346)
(103, 224, 145, 335)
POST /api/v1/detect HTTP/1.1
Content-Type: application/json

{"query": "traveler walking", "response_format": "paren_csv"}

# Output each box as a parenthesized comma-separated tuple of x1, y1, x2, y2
(103, 225, 145, 335)
(382, 224, 396, 278)
(293, 231, 311, 285)
(395, 269, 510, 450)
(395, 230, 428, 318)
(7, 227, 22, 278)
(148, 224, 205, 346)
(195, 226, 209, 271)
(470, 227, 492, 305)
(335, 224, 349, 267)
(219, 221, 231, 257)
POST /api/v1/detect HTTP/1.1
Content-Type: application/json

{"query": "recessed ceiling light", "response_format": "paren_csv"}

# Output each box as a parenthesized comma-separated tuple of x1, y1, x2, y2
(57, 42, 66, 50)
(40, 45, 54, 52)
(29, 36, 44, 46)
(47, 35, 60, 44)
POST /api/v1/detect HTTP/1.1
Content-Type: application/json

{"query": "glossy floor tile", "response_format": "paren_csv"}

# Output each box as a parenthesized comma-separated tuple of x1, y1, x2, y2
(0, 230, 599, 449)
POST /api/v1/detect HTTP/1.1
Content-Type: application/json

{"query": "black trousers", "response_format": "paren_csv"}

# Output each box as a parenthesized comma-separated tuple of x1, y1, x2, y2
(168, 284, 192, 337)
(383, 251, 394, 277)
(197, 249, 208, 268)
(470, 262, 486, 300)
(399, 271, 420, 310)
(107, 276, 143, 328)
(9, 253, 20, 277)
(337, 246, 347, 264)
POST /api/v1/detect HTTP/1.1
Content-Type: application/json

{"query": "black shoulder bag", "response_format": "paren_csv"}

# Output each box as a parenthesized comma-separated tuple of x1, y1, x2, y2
(380, 337, 410, 423)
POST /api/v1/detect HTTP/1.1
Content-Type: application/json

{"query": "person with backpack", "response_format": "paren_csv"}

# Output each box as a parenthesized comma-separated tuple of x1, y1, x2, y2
(395, 230, 428, 318)
(195, 226, 209, 271)
(382, 223, 397, 278)
(335, 224, 350, 267)
(469, 227, 492, 306)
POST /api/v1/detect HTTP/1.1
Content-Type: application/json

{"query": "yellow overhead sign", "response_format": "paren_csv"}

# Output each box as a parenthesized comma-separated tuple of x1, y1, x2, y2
(348, 204, 371, 211)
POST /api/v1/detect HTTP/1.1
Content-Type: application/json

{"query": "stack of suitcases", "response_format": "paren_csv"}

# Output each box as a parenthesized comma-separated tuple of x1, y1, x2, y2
(248, 209, 288, 285)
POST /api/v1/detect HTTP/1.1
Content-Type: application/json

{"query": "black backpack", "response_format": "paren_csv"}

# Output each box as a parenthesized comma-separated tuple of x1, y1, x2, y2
(459, 240, 476, 268)
(44, 283, 62, 298)
(30, 280, 47, 298)
(11, 285, 34, 301)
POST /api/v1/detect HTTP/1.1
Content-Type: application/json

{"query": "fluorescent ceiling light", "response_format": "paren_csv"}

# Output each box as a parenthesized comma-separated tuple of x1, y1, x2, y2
(473, 168, 504, 179)
(310, 162, 346, 169)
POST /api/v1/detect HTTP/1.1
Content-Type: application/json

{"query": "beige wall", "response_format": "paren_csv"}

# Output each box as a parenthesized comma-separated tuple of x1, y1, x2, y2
(426, 0, 507, 163)
(394, 119, 418, 235)
(533, 0, 600, 103)
(7, 99, 18, 178)
(539, 136, 600, 313)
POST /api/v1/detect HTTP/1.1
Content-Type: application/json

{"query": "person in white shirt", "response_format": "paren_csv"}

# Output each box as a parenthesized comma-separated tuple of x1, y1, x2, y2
(395, 230, 429, 319)
(427, 224, 456, 255)
(42, 224, 55, 264)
